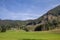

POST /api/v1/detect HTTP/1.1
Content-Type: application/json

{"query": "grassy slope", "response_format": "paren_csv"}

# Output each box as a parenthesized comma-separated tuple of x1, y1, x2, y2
(0, 30, 60, 40)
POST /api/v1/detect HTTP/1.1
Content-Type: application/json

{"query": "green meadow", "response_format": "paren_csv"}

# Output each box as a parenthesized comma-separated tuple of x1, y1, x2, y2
(0, 30, 60, 40)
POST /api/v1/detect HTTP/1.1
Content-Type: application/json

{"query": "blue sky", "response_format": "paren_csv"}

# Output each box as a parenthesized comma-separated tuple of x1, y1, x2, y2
(0, 0, 60, 20)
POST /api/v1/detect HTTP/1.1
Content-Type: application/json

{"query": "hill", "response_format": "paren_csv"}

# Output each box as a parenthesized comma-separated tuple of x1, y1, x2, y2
(25, 5, 60, 31)
(0, 5, 60, 31)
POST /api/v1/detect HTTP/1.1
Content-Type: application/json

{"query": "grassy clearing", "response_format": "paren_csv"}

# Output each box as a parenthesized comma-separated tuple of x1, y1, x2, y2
(0, 30, 60, 40)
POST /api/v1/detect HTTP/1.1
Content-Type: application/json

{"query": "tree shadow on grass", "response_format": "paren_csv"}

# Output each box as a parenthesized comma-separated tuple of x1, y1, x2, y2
(19, 39, 47, 40)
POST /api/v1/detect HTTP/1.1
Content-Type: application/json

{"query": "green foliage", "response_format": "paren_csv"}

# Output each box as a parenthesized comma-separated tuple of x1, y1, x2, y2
(34, 25, 43, 31)
(0, 25, 6, 32)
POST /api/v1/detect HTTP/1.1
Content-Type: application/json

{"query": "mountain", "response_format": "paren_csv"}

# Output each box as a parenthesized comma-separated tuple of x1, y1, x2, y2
(0, 5, 60, 31)
(25, 5, 60, 31)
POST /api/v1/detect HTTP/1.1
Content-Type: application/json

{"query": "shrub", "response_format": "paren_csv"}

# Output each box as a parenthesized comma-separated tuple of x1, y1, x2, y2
(1, 25, 6, 32)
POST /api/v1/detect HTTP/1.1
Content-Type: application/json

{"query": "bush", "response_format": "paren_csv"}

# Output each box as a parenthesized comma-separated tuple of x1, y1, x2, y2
(23, 28, 29, 32)
(1, 25, 6, 32)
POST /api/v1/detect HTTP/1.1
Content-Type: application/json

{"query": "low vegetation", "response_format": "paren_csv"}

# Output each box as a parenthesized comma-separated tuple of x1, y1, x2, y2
(0, 30, 60, 40)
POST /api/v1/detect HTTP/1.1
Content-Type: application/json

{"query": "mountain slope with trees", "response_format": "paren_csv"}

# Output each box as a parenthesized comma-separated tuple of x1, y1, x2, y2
(25, 5, 60, 31)
(0, 5, 60, 32)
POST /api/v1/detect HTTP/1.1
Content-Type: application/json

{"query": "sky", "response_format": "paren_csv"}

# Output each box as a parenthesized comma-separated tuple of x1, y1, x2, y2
(0, 0, 60, 20)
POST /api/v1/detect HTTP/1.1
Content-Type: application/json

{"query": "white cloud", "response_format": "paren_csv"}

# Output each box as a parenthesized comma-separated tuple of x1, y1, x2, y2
(0, 0, 60, 20)
(0, 7, 40, 20)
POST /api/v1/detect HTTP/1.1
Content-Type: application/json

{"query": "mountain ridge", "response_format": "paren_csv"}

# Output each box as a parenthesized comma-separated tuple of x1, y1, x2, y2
(0, 5, 60, 31)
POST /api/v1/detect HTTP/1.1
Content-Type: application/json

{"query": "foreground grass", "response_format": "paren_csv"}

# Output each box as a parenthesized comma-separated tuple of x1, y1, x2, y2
(0, 30, 60, 40)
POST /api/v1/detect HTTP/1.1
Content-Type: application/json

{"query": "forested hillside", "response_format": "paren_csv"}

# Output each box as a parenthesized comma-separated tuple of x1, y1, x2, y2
(0, 5, 60, 32)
